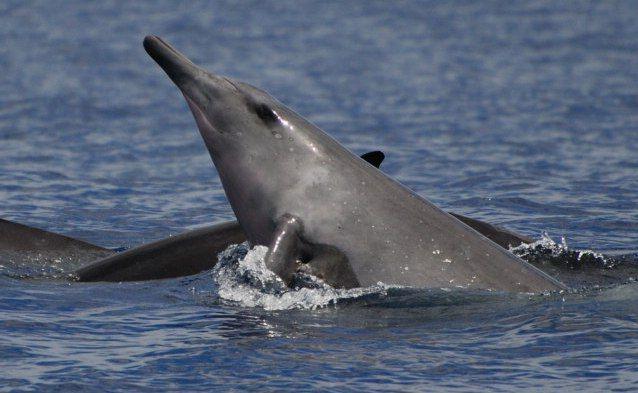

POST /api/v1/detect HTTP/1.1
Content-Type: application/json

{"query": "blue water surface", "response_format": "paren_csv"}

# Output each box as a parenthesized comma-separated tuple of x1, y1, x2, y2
(1, 1, 638, 391)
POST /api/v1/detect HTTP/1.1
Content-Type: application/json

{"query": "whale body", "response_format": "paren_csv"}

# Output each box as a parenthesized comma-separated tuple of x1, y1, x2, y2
(143, 35, 566, 292)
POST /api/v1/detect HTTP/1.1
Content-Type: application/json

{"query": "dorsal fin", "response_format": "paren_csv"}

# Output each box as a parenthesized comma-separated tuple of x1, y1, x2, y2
(360, 151, 385, 168)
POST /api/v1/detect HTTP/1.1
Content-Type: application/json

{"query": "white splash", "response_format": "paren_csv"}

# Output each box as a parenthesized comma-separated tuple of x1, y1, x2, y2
(510, 232, 611, 266)
(208, 243, 391, 311)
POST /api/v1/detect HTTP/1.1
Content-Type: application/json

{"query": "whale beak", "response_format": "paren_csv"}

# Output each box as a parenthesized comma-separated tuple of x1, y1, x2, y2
(143, 35, 202, 88)
(144, 35, 237, 148)
(143, 35, 237, 114)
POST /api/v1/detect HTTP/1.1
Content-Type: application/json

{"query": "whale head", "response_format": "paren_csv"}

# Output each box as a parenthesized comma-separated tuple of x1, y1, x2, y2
(143, 35, 346, 245)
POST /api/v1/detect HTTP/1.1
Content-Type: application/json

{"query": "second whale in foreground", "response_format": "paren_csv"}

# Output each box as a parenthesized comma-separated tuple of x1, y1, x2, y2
(144, 35, 566, 292)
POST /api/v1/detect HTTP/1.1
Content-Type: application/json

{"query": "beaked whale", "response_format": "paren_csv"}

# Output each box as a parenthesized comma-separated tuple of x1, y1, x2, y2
(143, 35, 566, 292)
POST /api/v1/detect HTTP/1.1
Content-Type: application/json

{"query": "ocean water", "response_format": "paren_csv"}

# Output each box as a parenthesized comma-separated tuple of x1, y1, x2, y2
(1, 1, 638, 391)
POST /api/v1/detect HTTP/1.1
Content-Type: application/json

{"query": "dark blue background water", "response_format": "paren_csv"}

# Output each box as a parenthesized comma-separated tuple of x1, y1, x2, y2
(1, 1, 637, 391)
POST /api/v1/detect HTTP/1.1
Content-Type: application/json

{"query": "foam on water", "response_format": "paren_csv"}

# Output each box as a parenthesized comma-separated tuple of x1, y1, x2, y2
(511, 232, 613, 268)
(207, 243, 394, 311)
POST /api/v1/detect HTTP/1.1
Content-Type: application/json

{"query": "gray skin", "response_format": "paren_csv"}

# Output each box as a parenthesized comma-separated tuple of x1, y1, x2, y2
(73, 221, 245, 281)
(144, 35, 566, 293)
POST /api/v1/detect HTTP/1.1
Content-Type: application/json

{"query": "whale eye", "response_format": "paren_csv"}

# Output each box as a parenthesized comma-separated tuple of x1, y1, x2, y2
(252, 103, 278, 124)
